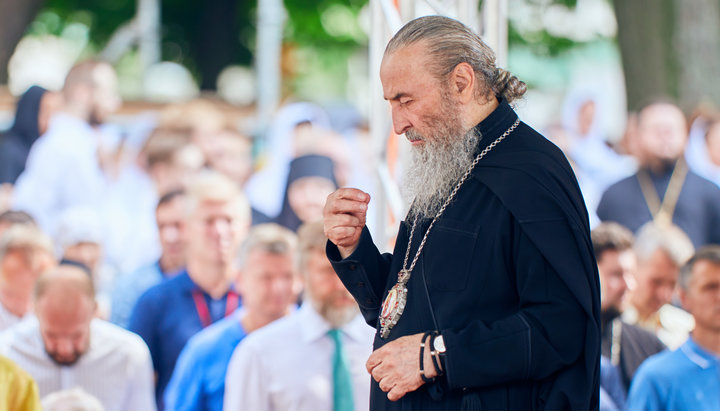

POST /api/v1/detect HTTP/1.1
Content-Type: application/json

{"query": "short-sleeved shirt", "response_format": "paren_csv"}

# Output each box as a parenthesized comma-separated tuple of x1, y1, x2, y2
(627, 337, 720, 410)
(163, 309, 247, 411)
(128, 270, 239, 408)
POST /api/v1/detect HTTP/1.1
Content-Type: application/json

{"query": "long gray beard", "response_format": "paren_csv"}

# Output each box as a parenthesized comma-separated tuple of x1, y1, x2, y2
(403, 128, 481, 220)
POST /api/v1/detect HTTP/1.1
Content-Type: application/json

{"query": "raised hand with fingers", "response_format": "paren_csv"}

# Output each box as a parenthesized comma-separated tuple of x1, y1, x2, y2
(323, 188, 370, 259)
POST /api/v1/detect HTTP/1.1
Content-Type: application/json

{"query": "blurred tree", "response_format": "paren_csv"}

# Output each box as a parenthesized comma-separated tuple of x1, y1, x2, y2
(0, 0, 47, 83)
(613, 0, 720, 113)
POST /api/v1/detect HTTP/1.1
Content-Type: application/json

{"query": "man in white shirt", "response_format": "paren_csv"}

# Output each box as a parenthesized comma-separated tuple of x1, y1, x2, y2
(0, 265, 156, 411)
(0, 225, 55, 331)
(12, 60, 121, 234)
(224, 221, 374, 411)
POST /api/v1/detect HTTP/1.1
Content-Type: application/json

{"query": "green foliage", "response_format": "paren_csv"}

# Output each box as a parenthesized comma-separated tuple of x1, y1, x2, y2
(508, 24, 578, 57)
(284, 0, 367, 47)
(39, 0, 134, 42)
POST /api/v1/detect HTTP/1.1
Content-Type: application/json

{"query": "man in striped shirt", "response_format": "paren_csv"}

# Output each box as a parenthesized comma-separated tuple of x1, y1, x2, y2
(0, 265, 156, 411)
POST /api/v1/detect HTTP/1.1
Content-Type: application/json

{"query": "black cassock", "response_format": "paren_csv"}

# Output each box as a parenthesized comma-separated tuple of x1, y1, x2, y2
(328, 100, 601, 410)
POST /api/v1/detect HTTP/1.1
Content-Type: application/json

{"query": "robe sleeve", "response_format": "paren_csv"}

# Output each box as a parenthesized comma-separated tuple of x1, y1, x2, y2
(441, 219, 588, 390)
(327, 227, 393, 328)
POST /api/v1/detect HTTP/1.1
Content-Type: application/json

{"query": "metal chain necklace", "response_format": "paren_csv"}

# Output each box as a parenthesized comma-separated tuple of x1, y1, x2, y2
(379, 118, 520, 338)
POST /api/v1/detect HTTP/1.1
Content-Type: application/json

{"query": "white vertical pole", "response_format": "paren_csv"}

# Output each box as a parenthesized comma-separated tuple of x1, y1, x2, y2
(481, 0, 508, 67)
(137, 0, 161, 71)
(255, 0, 285, 139)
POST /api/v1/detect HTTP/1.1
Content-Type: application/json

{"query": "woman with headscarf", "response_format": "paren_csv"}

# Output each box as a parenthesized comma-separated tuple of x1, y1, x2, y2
(0, 86, 61, 185)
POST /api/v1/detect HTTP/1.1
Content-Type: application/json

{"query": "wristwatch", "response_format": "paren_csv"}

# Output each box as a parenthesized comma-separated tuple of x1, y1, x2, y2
(432, 334, 446, 353)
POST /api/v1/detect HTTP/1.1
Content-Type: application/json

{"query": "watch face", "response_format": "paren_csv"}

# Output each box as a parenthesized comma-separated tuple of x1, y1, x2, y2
(433, 335, 446, 353)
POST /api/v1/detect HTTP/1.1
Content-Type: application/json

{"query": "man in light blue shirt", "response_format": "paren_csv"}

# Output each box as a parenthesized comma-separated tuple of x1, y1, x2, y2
(627, 246, 720, 410)
(163, 223, 300, 411)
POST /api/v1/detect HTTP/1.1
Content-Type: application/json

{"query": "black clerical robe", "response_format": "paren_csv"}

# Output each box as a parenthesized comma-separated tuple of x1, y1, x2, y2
(600, 316, 666, 393)
(328, 100, 601, 410)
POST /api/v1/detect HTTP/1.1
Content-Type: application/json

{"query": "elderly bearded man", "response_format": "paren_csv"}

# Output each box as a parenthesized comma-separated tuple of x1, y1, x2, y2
(323, 16, 600, 410)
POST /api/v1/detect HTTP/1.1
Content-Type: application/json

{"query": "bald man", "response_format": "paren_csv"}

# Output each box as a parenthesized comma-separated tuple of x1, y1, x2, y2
(0, 266, 156, 411)
(12, 60, 122, 234)
(597, 101, 720, 248)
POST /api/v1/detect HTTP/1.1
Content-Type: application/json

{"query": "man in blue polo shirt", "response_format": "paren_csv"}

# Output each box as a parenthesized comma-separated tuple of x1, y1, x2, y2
(163, 223, 300, 411)
(128, 171, 250, 409)
(626, 246, 720, 410)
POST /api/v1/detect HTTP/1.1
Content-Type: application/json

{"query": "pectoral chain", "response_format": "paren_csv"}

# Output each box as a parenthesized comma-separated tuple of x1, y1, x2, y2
(378, 119, 520, 338)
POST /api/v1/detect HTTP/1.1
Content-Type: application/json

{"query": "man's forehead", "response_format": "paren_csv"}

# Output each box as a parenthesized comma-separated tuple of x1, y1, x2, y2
(381, 45, 435, 100)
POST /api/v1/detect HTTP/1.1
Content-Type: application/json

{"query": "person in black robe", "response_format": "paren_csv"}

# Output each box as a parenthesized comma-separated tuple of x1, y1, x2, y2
(274, 154, 338, 232)
(0, 86, 60, 185)
(591, 222, 666, 394)
(323, 16, 600, 410)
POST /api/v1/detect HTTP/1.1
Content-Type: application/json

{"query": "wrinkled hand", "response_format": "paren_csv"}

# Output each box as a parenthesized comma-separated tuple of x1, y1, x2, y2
(323, 188, 370, 259)
(366, 333, 436, 401)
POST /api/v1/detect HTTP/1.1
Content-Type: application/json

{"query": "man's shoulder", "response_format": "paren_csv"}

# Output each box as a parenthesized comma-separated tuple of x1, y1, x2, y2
(686, 169, 720, 198)
(185, 314, 244, 356)
(239, 312, 302, 351)
(0, 317, 39, 349)
(136, 272, 187, 306)
(602, 174, 639, 197)
(621, 321, 666, 352)
(622, 321, 662, 343)
(634, 346, 691, 383)
(92, 319, 150, 355)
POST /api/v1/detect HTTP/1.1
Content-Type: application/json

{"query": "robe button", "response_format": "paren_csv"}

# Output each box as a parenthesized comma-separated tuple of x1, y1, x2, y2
(349, 264, 357, 270)
(356, 282, 365, 287)
(365, 298, 373, 304)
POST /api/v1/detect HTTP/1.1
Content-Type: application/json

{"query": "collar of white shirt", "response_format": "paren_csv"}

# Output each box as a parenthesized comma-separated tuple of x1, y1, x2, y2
(298, 303, 372, 345)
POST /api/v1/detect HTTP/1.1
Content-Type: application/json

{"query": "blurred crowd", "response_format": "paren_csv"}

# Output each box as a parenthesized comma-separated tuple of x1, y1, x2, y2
(0, 60, 719, 410)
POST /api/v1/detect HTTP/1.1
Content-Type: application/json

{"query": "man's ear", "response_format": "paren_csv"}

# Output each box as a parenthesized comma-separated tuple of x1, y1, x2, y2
(451, 62, 476, 103)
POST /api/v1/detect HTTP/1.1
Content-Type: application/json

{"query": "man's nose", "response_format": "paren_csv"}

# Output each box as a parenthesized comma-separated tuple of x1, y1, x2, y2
(56, 339, 73, 355)
(211, 219, 231, 237)
(660, 285, 674, 303)
(391, 107, 411, 135)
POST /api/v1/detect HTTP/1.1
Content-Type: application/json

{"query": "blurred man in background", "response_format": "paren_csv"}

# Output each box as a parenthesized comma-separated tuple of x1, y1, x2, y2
(164, 223, 299, 411)
(627, 246, 720, 410)
(111, 189, 186, 328)
(0, 225, 55, 331)
(592, 222, 665, 394)
(0, 266, 156, 411)
(224, 221, 374, 411)
(623, 222, 695, 349)
(597, 101, 720, 248)
(12, 60, 121, 234)
(129, 171, 249, 409)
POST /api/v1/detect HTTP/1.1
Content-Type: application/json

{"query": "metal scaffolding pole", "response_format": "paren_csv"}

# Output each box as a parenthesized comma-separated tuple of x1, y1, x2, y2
(255, 0, 286, 140)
